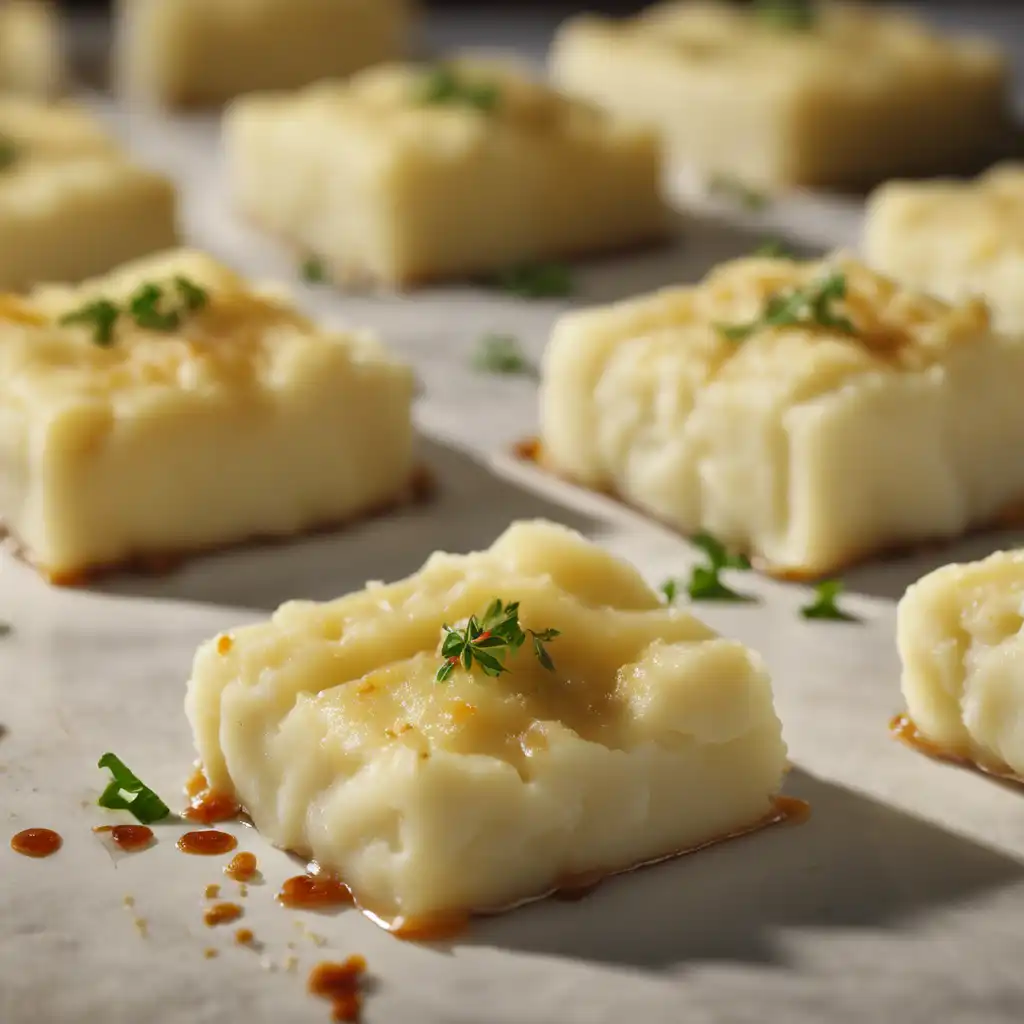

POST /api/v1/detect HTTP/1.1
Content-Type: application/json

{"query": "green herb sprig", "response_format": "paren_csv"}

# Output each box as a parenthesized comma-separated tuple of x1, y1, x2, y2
(300, 256, 327, 284)
(754, 0, 817, 30)
(419, 66, 501, 112)
(800, 580, 857, 622)
(471, 333, 538, 377)
(0, 135, 17, 172)
(96, 753, 171, 825)
(662, 532, 755, 604)
(718, 270, 855, 343)
(436, 599, 560, 683)
(59, 276, 209, 346)
(490, 261, 574, 299)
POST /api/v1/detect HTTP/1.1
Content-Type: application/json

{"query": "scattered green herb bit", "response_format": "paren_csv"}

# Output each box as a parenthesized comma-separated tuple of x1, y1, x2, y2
(660, 578, 679, 605)
(684, 532, 754, 603)
(471, 333, 537, 377)
(491, 261, 574, 299)
(0, 134, 17, 171)
(709, 174, 769, 211)
(300, 256, 327, 284)
(800, 580, 857, 622)
(96, 753, 171, 825)
(129, 282, 181, 331)
(59, 299, 121, 347)
(174, 275, 209, 312)
(419, 65, 501, 112)
(436, 598, 560, 683)
(754, 238, 795, 259)
(754, 0, 816, 31)
(718, 270, 856, 343)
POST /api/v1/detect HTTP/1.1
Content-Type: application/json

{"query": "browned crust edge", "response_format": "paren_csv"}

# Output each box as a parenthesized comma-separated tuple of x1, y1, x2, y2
(4, 464, 435, 588)
(890, 713, 1024, 790)
(512, 438, 1024, 584)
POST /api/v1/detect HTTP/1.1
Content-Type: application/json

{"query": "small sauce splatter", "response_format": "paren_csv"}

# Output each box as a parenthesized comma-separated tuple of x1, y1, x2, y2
(217, 635, 233, 655)
(204, 902, 243, 927)
(278, 875, 354, 911)
(184, 791, 241, 826)
(386, 912, 469, 942)
(308, 957, 367, 1023)
(10, 828, 62, 858)
(235, 928, 255, 946)
(513, 437, 542, 462)
(204, 948, 218, 960)
(177, 830, 238, 856)
(185, 768, 208, 799)
(93, 825, 154, 852)
(224, 851, 258, 882)
(204, 884, 221, 900)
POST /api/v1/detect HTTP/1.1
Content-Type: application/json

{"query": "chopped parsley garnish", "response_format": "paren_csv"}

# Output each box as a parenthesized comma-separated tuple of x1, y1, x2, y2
(800, 580, 857, 622)
(471, 333, 537, 377)
(754, 238, 795, 259)
(754, 0, 816, 30)
(709, 174, 769, 211)
(662, 532, 754, 604)
(419, 66, 501, 112)
(300, 256, 327, 284)
(436, 598, 560, 683)
(58, 277, 209, 346)
(718, 270, 856, 343)
(96, 753, 171, 825)
(59, 299, 120, 347)
(490, 261, 574, 299)
(0, 135, 17, 171)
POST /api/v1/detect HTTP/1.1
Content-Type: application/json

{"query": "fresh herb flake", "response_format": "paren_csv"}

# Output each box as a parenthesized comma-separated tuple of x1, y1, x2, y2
(718, 270, 856, 343)
(0, 135, 17, 172)
(490, 261, 574, 299)
(436, 598, 560, 683)
(129, 282, 181, 332)
(59, 299, 121, 347)
(687, 565, 753, 603)
(419, 66, 501, 112)
(660, 578, 679, 605)
(709, 174, 769, 211)
(300, 256, 327, 284)
(800, 580, 857, 622)
(754, 238, 795, 258)
(754, 0, 817, 30)
(96, 753, 171, 825)
(691, 532, 752, 572)
(471, 333, 537, 377)
(174, 275, 209, 312)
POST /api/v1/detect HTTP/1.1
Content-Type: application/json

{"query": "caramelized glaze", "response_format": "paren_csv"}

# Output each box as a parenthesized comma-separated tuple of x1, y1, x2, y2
(224, 851, 259, 882)
(308, 957, 368, 1023)
(10, 828, 62, 858)
(204, 902, 244, 927)
(177, 830, 238, 856)
(92, 825, 155, 852)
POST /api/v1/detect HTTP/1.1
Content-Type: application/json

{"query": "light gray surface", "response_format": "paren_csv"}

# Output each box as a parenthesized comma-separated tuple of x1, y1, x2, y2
(6, 6, 1024, 1024)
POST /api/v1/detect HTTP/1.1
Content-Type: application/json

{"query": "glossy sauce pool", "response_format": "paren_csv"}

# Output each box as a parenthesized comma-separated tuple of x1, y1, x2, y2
(93, 825, 154, 852)
(10, 828, 62, 858)
(177, 830, 238, 856)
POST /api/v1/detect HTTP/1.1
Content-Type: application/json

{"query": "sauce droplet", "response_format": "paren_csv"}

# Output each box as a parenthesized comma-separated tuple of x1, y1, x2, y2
(93, 825, 155, 852)
(183, 791, 241, 826)
(513, 436, 542, 462)
(234, 927, 255, 946)
(386, 912, 469, 942)
(177, 830, 238, 856)
(204, 902, 244, 927)
(10, 828, 62, 858)
(308, 957, 367, 1023)
(224, 851, 258, 882)
(278, 874, 354, 910)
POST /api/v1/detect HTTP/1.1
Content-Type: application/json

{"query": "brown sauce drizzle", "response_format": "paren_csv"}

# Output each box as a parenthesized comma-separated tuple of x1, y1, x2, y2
(10, 828, 62, 858)
(890, 713, 1024, 786)
(308, 957, 368, 1023)
(177, 830, 238, 856)
(182, 768, 242, 825)
(224, 851, 259, 882)
(93, 825, 155, 853)
(278, 874, 354, 911)
(234, 928, 255, 946)
(204, 902, 244, 927)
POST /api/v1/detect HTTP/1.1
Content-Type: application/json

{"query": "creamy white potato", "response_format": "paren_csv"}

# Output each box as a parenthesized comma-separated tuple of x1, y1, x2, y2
(0, 249, 416, 582)
(113, 0, 415, 108)
(540, 254, 1024, 577)
(865, 164, 1024, 334)
(898, 551, 1024, 778)
(187, 520, 787, 921)
(550, 1, 1009, 189)
(223, 58, 669, 288)
(0, 97, 178, 290)
(0, 1, 63, 98)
